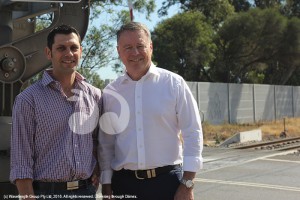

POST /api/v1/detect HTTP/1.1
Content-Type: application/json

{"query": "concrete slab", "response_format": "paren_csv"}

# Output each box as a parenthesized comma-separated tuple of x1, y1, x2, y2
(220, 129, 262, 147)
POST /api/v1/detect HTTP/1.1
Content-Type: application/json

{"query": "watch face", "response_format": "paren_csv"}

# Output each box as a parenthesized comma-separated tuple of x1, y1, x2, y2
(181, 179, 194, 188)
(186, 180, 194, 188)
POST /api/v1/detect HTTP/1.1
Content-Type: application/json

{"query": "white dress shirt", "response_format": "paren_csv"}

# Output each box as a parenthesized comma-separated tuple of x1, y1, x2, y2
(98, 63, 203, 184)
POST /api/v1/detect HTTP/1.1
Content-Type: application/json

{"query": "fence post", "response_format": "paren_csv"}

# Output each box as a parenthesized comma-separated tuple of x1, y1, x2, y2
(274, 85, 277, 121)
(253, 84, 256, 123)
(292, 86, 295, 118)
(227, 83, 231, 123)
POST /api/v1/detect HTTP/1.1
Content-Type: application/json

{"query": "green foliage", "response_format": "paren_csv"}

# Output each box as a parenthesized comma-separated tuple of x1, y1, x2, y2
(81, 25, 116, 70)
(77, 68, 105, 89)
(155, 1, 300, 85)
(214, 8, 300, 84)
(152, 11, 216, 81)
(281, 0, 300, 18)
(229, 0, 252, 12)
(159, 0, 235, 29)
(254, 0, 283, 9)
(35, 14, 53, 32)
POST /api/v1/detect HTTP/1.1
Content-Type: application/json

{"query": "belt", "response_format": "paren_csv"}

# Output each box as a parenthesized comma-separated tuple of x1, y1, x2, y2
(116, 164, 181, 180)
(33, 178, 91, 191)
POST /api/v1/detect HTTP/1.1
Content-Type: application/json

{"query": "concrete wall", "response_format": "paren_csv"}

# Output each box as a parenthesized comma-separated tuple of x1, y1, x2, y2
(253, 84, 275, 122)
(186, 82, 300, 125)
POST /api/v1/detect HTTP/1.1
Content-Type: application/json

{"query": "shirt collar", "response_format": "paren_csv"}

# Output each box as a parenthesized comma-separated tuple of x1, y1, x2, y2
(119, 62, 159, 83)
(42, 69, 87, 90)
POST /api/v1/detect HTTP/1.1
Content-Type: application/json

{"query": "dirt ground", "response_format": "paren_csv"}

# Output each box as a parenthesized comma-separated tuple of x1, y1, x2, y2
(202, 117, 300, 145)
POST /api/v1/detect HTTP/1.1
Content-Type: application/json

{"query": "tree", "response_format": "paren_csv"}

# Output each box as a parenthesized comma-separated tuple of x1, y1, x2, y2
(268, 17, 300, 84)
(155, 1, 300, 85)
(213, 8, 300, 84)
(77, 68, 105, 89)
(280, 0, 300, 18)
(229, 0, 252, 12)
(152, 11, 216, 81)
(254, 0, 283, 9)
(159, 0, 235, 29)
(81, 25, 116, 71)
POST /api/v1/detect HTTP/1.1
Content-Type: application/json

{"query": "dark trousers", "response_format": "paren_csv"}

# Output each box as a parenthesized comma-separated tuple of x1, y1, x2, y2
(34, 184, 97, 200)
(111, 165, 182, 200)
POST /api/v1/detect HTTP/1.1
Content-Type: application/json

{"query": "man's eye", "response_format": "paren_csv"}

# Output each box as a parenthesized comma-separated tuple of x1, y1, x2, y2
(57, 47, 65, 51)
(71, 46, 79, 51)
(125, 47, 133, 51)
(137, 45, 146, 50)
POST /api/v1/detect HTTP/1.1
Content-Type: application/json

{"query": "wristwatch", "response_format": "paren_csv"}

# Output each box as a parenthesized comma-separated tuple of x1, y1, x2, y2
(180, 178, 194, 189)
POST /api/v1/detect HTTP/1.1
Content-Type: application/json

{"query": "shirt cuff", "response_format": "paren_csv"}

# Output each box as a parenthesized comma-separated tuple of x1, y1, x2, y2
(183, 156, 203, 172)
(10, 166, 33, 184)
(100, 169, 113, 184)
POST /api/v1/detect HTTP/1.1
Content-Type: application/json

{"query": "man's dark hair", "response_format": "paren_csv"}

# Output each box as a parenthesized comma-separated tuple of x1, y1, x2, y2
(47, 24, 81, 49)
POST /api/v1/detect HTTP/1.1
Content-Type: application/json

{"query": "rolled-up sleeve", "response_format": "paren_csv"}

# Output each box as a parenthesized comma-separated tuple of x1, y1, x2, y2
(98, 94, 116, 184)
(98, 130, 115, 184)
(176, 78, 203, 172)
(10, 96, 35, 183)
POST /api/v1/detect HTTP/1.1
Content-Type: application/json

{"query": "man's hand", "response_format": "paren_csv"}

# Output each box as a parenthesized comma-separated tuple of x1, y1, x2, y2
(174, 184, 194, 200)
(102, 184, 115, 200)
(174, 171, 196, 200)
(15, 179, 35, 200)
(90, 162, 100, 190)
(91, 173, 100, 191)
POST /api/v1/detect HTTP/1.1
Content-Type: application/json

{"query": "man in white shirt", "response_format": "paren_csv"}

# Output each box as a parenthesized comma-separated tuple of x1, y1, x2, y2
(98, 22, 203, 200)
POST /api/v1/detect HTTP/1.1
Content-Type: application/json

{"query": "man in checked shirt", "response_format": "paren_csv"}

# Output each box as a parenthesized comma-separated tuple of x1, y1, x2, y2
(10, 24, 101, 200)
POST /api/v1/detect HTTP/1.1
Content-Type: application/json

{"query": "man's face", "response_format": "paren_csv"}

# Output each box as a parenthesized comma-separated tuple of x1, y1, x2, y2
(117, 30, 153, 74)
(45, 33, 82, 74)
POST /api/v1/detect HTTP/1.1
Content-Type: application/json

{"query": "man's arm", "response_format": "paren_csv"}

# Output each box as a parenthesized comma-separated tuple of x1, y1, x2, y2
(98, 93, 116, 199)
(10, 96, 36, 195)
(15, 179, 35, 200)
(102, 184, 114, 200)
(175, 78, 204, 200)
(91, 126, 100, 189)
(174, 171, 196, 200)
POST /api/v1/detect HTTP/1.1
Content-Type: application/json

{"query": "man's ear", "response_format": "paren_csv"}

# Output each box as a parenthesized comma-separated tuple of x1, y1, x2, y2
(150, 42, 153, 52)
(117, 45, 120, 56)
(80, 46, 83, 58)
(44, 47, 52, 60)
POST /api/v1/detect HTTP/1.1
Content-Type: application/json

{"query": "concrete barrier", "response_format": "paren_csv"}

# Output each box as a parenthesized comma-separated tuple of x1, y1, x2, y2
(220, 129, 262, 147)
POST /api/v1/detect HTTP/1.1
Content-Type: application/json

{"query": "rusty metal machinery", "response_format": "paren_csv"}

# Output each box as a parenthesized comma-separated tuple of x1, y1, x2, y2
(0, 0, 90, 195)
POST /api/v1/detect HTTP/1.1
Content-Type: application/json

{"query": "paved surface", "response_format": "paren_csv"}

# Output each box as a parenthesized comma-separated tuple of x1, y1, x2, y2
(193, 147, 300, 200)
(95, 147, 300, 200)
(2, 147, 299, 199)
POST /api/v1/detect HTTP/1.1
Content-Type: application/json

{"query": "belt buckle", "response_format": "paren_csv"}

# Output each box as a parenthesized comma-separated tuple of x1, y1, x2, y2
(134, 170, 145, 180)
(135, 169, 156, 179)
(134, 171, 145, 180)
(67, 181, 79, 190)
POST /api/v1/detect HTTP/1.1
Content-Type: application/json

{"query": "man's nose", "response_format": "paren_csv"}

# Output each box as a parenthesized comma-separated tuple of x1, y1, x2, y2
(131, 47, 140, 55)
(65, 48, 74, 56)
